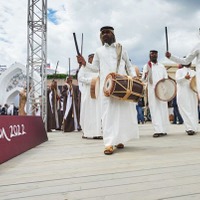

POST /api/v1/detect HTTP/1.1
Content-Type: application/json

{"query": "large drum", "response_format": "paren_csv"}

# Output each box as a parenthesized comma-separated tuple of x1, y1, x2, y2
(103, 73, 144, 102)
(155, 78, 176, 101)
(190, 76, 197, 93)
(90, 76, 100, 99)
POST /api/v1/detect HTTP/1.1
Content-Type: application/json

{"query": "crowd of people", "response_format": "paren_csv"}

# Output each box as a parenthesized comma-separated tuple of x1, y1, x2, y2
(35, 25, 200, 155)
(2, 25, 200, 156)
(75, 26, 200, 155)
(0, 103, 18, 115)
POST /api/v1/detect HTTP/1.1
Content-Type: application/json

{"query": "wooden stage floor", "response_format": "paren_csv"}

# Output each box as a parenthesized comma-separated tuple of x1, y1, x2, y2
(1, 123, 200, 200)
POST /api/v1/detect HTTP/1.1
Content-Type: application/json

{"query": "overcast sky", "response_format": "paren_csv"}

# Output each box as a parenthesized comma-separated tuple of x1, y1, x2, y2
(0, 0, 200, 73)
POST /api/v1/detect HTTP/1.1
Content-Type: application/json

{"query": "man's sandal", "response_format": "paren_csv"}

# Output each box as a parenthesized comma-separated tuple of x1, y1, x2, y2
(93, 136, 103, 139)
(153, 133, 167, 138)
(104, 146, 114, 155)
(153, 133, 160, 138)
(115, 143, 124, 149)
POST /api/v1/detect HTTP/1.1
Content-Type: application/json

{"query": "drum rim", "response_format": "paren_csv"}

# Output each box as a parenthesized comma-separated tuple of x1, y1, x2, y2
(103, 73, 116, 97)
(90, 76, 100, 99)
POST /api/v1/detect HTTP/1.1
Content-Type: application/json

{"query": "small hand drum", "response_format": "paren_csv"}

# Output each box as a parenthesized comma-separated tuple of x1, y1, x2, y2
(155, 78, 176, 101)
(90, 76, 100, 99)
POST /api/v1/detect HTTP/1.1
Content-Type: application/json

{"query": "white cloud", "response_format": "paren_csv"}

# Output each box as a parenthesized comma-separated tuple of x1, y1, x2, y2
(0, 0, 200, 72)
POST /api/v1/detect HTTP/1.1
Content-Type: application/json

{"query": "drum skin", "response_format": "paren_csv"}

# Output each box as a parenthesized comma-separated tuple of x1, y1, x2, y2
(103, 73, 144, 102)
(155, 78, 176, 102)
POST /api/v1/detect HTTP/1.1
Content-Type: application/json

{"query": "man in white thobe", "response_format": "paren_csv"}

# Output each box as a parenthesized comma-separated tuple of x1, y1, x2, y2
(166, 42, 200, 99)
(77, 26, 139, 155)
(78, 54, 102, 139)
(142, 50, 170, 137)
(175, 63, 198, 135)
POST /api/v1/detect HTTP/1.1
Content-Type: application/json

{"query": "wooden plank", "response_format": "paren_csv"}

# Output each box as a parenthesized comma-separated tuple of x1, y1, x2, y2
(0, 123, 200, 200)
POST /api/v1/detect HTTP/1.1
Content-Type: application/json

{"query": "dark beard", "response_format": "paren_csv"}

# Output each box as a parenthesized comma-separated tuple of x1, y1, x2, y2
(150, 58, 157, 63)
(103, 37, 114, 45)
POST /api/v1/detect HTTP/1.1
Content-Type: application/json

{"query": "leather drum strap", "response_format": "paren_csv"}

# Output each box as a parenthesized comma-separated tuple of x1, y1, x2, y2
(116, 43, 122, 73)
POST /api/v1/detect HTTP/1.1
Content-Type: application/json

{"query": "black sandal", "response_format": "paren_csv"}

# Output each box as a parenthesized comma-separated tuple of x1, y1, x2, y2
(93, 136, 103, 139)
(153, 133, 160, 138)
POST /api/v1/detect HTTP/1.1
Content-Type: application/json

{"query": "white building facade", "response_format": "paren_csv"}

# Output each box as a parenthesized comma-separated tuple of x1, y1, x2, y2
(0, 62, 41, 107)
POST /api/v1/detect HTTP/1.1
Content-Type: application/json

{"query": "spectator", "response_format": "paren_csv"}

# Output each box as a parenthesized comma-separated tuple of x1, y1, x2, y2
(1, 104, 8, 115)
(7, 103, 15, 115)
(136, 97, 145, 124)
(172, 96, 183, 124)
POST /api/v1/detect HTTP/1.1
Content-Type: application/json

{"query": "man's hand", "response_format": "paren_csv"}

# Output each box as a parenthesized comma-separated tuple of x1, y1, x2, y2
(133, 76, 140, 80)
(67, 77, 73, 84)
(185, 72, 190, 79)
(144, 72, 148, 79)
(76, 55, 86, 67)
(165, 51, 171, 58)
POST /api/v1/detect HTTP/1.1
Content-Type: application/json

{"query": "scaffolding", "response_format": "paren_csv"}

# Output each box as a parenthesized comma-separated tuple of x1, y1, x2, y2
(26, 0, 47, 129)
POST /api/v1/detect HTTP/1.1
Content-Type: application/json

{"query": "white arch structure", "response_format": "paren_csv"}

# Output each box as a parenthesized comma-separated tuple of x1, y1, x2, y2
(0, 62, 41, 107)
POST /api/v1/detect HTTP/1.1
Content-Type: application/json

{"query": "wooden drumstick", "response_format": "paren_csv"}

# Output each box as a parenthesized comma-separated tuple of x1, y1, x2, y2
(73, 32, 80, 55)
(81, 33, 83, 56)
(68, 58, 71, 77)
(165, 27, 169, 52)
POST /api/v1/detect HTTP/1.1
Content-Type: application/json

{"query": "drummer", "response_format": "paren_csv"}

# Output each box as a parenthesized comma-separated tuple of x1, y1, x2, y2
(76, 26, 139, 155)
(78, 54, 102, 139)
(175, 61, 198, 135)
(142, 50, 170, 138)
(165, 35, 200, 99)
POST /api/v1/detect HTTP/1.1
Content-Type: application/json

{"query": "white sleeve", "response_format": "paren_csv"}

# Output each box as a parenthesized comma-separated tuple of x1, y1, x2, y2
(170, 48, 200, 65)
(78, 68, 92, 85)
(175, 69, 185, 84)
(141, 64, 148, 82)
(85, 53, 100, 72)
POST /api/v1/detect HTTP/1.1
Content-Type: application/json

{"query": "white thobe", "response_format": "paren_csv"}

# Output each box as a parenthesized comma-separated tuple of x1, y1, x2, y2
(87, 42, 139, 146)
(142, 62, 170, 133)
(169, 42, 200, 98)
(78, 67, 102, 137)
(7, 104, 14, 115)
(176, 67, 198, 132)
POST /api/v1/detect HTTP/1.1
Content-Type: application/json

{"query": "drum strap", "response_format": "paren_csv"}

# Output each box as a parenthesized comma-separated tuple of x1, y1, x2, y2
(147, 61, 153, 84)
(116, 43, 130, 75)
(122, 76, 133, 100)
(116, 43, 122, 73)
